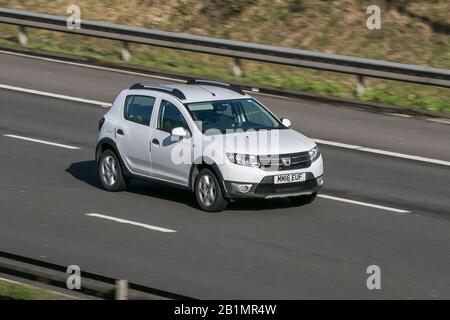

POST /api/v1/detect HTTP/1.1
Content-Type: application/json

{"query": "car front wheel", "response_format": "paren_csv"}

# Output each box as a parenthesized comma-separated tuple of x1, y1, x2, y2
(98, 150, 127, 191)
(195, 168, 228, 212)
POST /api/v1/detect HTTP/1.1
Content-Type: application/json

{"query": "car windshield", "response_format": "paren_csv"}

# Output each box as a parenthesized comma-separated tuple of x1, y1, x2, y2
(185, 98, 285, 134)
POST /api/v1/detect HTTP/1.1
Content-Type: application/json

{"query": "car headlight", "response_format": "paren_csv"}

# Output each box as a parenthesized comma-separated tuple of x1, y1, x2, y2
(308, 146, 320, 162)
(226, 153, 260, 168)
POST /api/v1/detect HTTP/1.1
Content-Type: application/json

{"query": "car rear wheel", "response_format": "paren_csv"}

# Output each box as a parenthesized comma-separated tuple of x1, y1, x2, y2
(98, 150, 127, 191)
(289, 192, 317, 205)
(195, 168, 228, 212)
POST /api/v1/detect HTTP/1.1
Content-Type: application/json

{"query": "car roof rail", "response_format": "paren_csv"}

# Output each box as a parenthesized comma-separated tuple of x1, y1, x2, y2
(186, 79, 245, 95)
(129, 83, 186, 100)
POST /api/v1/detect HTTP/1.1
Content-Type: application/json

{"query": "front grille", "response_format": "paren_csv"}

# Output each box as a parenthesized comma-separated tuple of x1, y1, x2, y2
(254, 178, 317, 195)
(259, 151, 311, 171)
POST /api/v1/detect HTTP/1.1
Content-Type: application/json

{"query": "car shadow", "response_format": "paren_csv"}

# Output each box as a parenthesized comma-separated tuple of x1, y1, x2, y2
(66, 160, 305, 212)
(66, 160, 197, 209)
(66, 160, 102, 188)
(227, 198, 298, 211)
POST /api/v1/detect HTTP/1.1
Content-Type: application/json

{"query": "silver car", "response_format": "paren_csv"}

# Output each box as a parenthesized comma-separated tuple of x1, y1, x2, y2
(96, 80, 324, 211)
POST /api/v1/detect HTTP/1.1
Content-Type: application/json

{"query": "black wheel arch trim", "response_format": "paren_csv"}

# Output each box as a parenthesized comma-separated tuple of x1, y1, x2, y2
(95, 138, 131, 177)
(189, 158, 230, 198)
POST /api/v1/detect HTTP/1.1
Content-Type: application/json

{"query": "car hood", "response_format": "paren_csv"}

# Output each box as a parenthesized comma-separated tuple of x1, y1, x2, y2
(208, 129, 316, 155)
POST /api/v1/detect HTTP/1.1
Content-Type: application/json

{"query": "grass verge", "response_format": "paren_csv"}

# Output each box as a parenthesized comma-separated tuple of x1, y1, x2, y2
(0, 24, 448, 113)
(0, 278, 74, 300)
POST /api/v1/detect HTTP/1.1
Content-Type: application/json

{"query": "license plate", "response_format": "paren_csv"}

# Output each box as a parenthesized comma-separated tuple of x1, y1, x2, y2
(274, 173, 306, 184)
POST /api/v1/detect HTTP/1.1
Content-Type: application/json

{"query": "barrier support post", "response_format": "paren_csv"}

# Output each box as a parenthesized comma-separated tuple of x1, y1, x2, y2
(356, 74, 365, 97)
(233, 57, 243, 77)
(121, 41, 131, 62)
(18, 26, 28, 45)
(115, 279, 128, 300)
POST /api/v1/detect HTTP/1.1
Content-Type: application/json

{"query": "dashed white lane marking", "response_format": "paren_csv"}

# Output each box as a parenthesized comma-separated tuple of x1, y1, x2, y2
(86, 213, 177, 233)
(3, 134, 81, 150)
(0, 83, 111, 108)
(318, 194, 410, 213)
(313, 138, 450, 167)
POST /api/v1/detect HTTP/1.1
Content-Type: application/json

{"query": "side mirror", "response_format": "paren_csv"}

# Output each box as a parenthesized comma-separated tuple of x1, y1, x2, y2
(281, 118, 291, 128)
(171, 127, 188, 138)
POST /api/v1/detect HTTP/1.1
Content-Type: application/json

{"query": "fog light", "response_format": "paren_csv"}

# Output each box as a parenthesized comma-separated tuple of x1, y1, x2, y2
(317, 176, 324, 186)
(231, 183, 252, 193)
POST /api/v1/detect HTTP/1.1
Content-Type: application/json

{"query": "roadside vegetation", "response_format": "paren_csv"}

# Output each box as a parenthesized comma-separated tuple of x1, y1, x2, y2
(0, 278, 73, 300)
(0, 0, 448, 113)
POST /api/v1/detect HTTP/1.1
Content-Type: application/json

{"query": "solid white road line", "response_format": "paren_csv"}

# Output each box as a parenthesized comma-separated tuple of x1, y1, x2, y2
(0, 277, 24, 285)
(0, 277, 78, 299)
(1, 78, 449, 167)
(385, 113, 413, 118)
(313, 138, 450, 167)
(86, 213, 177, 233)
(0, 83, 111, 108)
(318, 194, 410, 213)
(313, 139, 360, 149)
(3, 134, 81, 150)
(426, 118, 450, 125)
(1, 50, 449, 120)
(0, 49, 185, 83)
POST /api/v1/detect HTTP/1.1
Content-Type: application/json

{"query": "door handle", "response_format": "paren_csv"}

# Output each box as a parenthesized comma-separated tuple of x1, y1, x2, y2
(117, 129, 124, 136)
(152, 138, 160, 146)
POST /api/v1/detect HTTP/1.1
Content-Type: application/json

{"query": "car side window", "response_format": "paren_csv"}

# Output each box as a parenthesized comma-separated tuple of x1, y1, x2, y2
(158, 100, 189, 133)
(124, 95, 155, 126)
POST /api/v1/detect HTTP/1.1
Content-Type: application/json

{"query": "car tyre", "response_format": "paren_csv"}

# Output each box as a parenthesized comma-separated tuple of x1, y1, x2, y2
(289, 192, 317, 205)
(195, 168, 228, 212)
(98, 149, 127, 191)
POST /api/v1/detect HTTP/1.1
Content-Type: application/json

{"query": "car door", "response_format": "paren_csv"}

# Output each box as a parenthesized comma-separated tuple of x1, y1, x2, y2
(150, 97, 193, 186)
(115, 94, 157, 176)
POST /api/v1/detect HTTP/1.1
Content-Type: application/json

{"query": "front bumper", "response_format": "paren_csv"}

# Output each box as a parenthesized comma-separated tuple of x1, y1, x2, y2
(223, 173, 323, 199)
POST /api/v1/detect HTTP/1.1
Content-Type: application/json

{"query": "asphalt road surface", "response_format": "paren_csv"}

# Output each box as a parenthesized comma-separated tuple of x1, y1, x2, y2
(0, 50, 449, 299)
